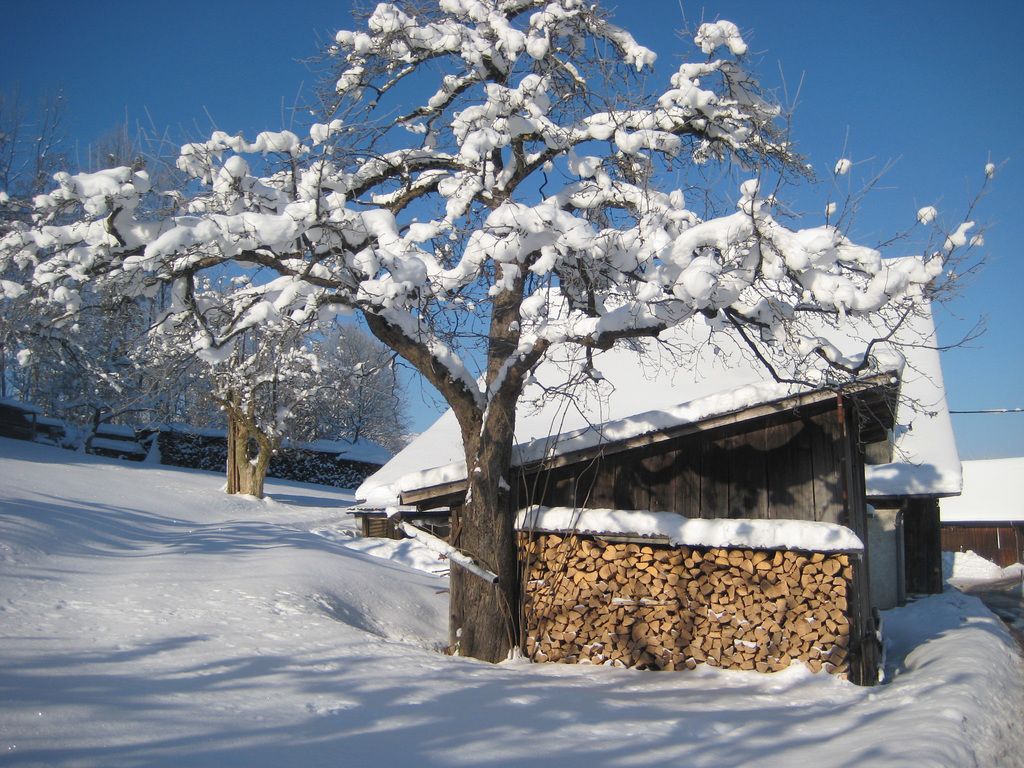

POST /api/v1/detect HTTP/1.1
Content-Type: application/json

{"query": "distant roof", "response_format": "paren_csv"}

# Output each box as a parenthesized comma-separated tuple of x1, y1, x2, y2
(0, 398, 43, 414)
(287, 438, 393, 466)
(940, 458, 1024, 523)
(359, 303, 960, 507)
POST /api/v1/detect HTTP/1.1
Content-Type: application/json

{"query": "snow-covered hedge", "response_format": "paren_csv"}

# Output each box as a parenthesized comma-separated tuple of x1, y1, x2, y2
(153, 428, 385, 489)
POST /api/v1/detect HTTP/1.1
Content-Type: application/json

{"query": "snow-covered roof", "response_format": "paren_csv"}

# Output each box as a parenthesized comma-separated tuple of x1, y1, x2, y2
(517, 507, 864, 552)
(287, 438, 392, 466)
(89, 437, 145, 454)
(939, 458, 1024, 523)
(359, 306, 960, 507)
(0, 397, 43, 414)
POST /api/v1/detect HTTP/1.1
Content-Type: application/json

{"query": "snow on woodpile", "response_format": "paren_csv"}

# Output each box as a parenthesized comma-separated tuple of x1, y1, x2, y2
(516, 506, 864, 552)
(940, 457, 1024, 523)
(287, 437, 393, 467)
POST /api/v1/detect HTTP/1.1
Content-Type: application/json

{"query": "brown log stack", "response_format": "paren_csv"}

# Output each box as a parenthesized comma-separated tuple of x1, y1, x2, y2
(520, 534, 852, 676)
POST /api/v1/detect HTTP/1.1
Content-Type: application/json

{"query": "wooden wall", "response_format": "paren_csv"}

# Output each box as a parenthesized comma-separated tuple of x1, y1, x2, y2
(942, 523, 1024, 569)
(516, 404, 852, 527)
(0, 403, 37, 441)
(360, 512, 451, 541)
(903, 498, 945, 593)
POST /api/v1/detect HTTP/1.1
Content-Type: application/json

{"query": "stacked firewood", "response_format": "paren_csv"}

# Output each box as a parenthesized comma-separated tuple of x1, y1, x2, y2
(521, 534, 854, 675)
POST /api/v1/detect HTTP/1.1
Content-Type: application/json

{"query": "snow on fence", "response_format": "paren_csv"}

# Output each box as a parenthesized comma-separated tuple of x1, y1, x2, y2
(520, 533, 857, 677)
(0, 399, 68, 445)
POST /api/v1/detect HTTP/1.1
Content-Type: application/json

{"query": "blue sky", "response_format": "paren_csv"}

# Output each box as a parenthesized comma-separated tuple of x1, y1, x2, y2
(2, 1, 1021, 459)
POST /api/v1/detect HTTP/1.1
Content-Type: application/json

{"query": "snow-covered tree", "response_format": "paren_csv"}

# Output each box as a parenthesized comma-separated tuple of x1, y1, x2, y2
(0, 1, 987, 661)
(1, 89, 71, 399)
(147, 272, 322, 497)
(0, 104, 204, 433)
(211, 324, 319, 499)
(287, 321, 409, 453)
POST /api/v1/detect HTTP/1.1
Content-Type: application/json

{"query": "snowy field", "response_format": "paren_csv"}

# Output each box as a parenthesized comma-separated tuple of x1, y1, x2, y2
(1, 438, 1022, 767)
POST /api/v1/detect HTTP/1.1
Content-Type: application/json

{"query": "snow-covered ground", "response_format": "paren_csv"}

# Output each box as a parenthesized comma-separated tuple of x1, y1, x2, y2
(945, 549, 1024, 586)
(2, 438, 1022, 767)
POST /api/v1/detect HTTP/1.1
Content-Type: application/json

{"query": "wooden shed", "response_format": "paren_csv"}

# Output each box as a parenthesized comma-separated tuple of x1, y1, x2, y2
(0, 398, 45, 442)
(399, 378, 894, 684)
(357, 309, 961, 684)
(348, 505, 451, 541)
(0, 399, 68, 446)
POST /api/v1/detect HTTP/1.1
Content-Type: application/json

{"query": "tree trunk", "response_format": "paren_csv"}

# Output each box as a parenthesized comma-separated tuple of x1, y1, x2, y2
(449, 406, 520, 662)
(224, 393, 273, 498)
(447, 260, 530, 662)
(245, 445, 271, 499)
(226, 407, 246, 494)
(363, 265, 543, 663)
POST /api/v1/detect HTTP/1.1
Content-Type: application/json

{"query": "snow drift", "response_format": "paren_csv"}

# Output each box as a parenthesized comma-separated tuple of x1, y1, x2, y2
(1, 438, 1021, 767)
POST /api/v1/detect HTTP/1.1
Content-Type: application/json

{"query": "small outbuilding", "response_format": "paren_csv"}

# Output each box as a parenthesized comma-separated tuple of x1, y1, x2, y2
(940, 457, 1024, 567)
(0, 399, 69, 446)
(359, 307, 961, 684)
(348, 504, 451, 541)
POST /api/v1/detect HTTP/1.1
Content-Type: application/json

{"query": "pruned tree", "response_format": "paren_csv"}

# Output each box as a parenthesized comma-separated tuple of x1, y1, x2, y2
(210, 324, 320, 499)
(0, 2, 988, 661)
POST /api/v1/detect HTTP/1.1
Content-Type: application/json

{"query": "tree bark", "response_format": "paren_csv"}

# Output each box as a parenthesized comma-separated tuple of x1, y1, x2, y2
(223, 391, 274, 498)
(226, 406, 245, 494)
(447, 261, 536, 661)
(449, 405, 520, 661)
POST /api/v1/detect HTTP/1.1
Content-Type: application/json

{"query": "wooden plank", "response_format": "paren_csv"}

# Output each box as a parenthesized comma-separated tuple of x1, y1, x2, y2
(764, 417, 817, 521)
(401, 480, 472, 509)
(522, 462, 580, 509)
(609, 454, 645, 511)
(845, 553, 879, 686)
(630, 447, 668, 512)
(669, 439, 702, 519)
(699, 430, 731, 519)
(724, 427, 769, 519)
(905, 498, 944, 592)
(608, 439, 701, 515)
(834, 397, 878, 686)
(585, 456, 614, 509)
(941, 523, 1023, 570)
(808, 409, 844, 524)
(842, 400, 871, 540)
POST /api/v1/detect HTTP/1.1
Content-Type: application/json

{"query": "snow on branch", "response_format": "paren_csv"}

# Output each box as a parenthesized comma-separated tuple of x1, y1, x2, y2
(398, 521, 499, 583)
